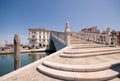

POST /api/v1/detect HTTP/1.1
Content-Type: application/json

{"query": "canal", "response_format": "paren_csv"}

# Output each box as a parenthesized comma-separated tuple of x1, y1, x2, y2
(0, 52, 50, 76)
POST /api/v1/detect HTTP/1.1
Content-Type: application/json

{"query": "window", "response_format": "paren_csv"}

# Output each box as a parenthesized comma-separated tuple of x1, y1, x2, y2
(31, 39, 36, 42)
(43, 39, 45, 42)
(32, 31, 36, 34)
(39, 36, 41, 39)
(32, 35, 35, 39)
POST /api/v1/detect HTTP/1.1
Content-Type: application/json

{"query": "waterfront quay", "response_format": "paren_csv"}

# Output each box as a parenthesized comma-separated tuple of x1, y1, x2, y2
(0, 47, 47, 54)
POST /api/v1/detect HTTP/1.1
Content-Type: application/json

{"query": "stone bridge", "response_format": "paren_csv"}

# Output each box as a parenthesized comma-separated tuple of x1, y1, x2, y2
(1, 21, 120, 81)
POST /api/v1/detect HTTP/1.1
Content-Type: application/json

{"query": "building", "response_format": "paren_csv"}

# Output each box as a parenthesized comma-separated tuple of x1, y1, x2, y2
(81, 26, 100, 33)
(28, 28, 50, 48)
(117, 31, 120, 46)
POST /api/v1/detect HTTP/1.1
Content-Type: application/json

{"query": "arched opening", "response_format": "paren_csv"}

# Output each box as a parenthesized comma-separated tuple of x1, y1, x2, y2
(49, 39, 56, 52)
(39, 44, 42, 47)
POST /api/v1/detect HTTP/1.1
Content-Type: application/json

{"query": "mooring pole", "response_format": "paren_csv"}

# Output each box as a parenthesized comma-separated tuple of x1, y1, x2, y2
(14, 34, 20, 70)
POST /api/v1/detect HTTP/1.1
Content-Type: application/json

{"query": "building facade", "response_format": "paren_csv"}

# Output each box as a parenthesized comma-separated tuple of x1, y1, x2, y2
(28, 28, 50, 48)
(81, 26, 100, 33)
(117, 31, 120, 46)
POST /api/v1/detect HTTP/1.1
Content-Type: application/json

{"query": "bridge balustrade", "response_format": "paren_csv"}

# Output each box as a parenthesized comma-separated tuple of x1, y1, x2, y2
(50, 31, 66, 45)
(50, 30, 117, 46)
(50, 30, 73, 46)
(71, 32, 114, 45)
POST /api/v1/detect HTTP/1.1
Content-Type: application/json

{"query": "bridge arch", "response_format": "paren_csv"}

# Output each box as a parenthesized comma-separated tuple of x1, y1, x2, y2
(48, 39, 56, 52)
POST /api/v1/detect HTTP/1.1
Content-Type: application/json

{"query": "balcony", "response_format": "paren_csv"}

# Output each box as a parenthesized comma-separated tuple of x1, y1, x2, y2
(28, 37, 38, 40)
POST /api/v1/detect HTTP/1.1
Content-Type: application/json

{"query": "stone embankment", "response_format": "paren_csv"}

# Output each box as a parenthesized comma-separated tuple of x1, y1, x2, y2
(0, 48, 47, 54)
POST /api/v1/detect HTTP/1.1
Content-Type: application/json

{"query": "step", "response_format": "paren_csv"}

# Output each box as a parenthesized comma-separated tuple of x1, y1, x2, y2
(70, 42, 90, 44)
(70, 38, 87, 41)
(42, 60, 120, 72)
(60, 51, 120, 58)
(37, 65, 119, 81)
(42, 61, 114, 72)
(71, 46, 107, 49)
(63, 48, 120, 54)
(71, 45, 108, 49)
(70, 40, 90, 43)
(109, 78, 120, 81)
(70, 44, 100, 46)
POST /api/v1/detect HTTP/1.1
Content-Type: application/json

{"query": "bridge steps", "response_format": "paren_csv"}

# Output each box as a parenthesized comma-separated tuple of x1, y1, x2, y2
(70, 44, 108, 48)
(60, 51, 120, 58)
(36, 43, 120, 81)
(109, 78, 120, 81)
(37, 64, 119, 81)
(47, 52, 120, 65)
(71, 45, 108, 49)
(60, 45, 120, 58)
(37, 46, 120, 81)
(42, 60, 120, 72)
(63, 48, 120, 54)
(35, 35, 120, 81)
(70, 37, 94, 44)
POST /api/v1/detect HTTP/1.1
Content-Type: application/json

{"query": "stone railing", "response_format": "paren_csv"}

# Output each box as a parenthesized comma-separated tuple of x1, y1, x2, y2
(71, 32, 117, 46)
(50, 31, 66, 45)
(49, 31, 71, 50)
(50, 30, 72, 46)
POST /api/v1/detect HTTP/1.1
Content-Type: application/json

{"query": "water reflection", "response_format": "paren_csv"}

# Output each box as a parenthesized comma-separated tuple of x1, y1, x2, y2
(0, 52, 49, 76)
(28, 52, 47, 62)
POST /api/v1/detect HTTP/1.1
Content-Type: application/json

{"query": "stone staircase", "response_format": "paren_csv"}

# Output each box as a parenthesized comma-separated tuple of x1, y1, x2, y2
(36, 37, 120, 81)
(37, 45, 120, 81)
(60, 48, 120, 58)
(37, 60, 120, 81)
(70, 44, 108, 49)
(70, 37, 94, 44)
(37, 64, 119, 81)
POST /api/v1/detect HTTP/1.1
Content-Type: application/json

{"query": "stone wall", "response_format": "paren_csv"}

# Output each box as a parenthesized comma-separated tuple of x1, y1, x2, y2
(48, 33, 66, 51)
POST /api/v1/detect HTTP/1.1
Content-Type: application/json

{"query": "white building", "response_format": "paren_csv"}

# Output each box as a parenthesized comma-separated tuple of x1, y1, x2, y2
(28, 28, 50, 48)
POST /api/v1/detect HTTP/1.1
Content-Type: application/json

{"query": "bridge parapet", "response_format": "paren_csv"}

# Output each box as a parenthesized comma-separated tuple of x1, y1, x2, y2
(50, 31, 66, 45)
(49, 30, 72, 51)
(49, 21, 71, 50)
(71, 28, 117, 46)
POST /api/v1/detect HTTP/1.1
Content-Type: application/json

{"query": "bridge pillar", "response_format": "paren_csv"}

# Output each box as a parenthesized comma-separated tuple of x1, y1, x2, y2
(65, 21, 70, 46)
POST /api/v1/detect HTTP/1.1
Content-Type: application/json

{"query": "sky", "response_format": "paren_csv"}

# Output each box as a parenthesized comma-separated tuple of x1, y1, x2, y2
(0, 0, 120, 44)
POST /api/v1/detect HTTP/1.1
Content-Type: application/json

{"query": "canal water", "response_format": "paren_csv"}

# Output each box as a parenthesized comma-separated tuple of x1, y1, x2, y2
(0, 52, 50, 76)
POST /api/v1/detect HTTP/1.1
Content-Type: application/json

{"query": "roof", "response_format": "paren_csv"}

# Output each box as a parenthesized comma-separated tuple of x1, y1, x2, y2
(28, 28, 50, 32)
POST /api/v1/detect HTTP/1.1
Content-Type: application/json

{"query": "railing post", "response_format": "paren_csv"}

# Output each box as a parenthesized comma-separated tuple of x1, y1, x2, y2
(65, 33, 70, 46)
(65, 21, 70, 46)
